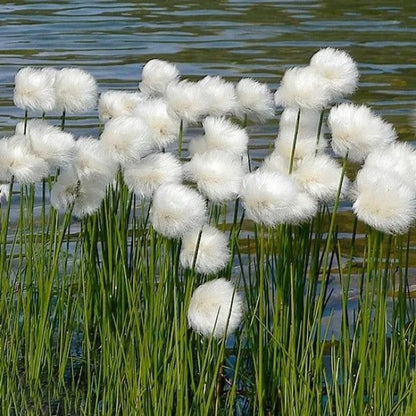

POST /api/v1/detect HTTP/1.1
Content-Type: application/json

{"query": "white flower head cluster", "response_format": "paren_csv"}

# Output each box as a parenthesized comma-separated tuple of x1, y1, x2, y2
(133, 98, 180, 150)
(165, 79, 206, 124)
(328, 103, 397, 162)
(180, 225, 230, 274)
(100, 116, 154, 166)
(293, 154, 350, 203)
(234, 78, 275, 122)
(51, 166, 108, 219)
(274, 66, 331, 110)
(309, 47, 359, 100)
(14, 66, 98, 114)
(184, 150, 244, 203)
(14, 67, 57, 112)
(188, 278, 243, 338)
(0, 135, 49, 183)
(196, 75, 237, 117)
(50, 137, 117, 218)
(98, 90, 146, 122)
(124, 152, 183, 199)
(54, 68, 98, 113)
(139, 59, 180, 97)
(150, 183, 207, 238)
(274, 47, 358, 111)
(240, 170, 317, 226)
(351, 142, 416, 234)
(16, 119, 75, 169)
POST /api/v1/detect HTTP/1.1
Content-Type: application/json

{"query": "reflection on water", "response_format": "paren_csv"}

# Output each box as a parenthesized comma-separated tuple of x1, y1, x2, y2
(1, 0, 415, 134)
(1, 0, 416, 335)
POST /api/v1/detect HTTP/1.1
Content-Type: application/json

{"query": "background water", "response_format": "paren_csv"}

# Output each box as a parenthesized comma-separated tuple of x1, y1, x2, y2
(1, 0, 416, 336)
(1, 0, 415, 138)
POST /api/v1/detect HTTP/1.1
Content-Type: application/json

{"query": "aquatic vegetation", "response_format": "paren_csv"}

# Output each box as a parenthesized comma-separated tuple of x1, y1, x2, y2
(1, 47, 416, 414)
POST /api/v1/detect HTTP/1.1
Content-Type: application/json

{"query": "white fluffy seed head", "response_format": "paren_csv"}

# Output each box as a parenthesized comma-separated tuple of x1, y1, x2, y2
(309, 47, 359, 100)
(240, 170, 317, 226)
(363, 142, 416, 191)
(260, 150, 290, 175)
(234, 78, 275, 122)
(124, 152, 183, 198)
(54, 68, 98, 113)
(150, 183, 207, 238)
(352, 171, 416, 234)
(139, 59, 180, 97)
(50, 166, 106, 219)
(188, 278, 243, 338)
(197, 76, 237, 117)
(100, 116, 155, 165)
(17, 119, 75, 168)
(0, 135, 49, 183)
(328, 103, 397, 162)
(133, 98, 180, 150)
(184, 150, 244, 203)
(274, 66, 331, 110)
(98, 90, 146, 121)
(165, 79, 206, 124)
(14, 67, 57, 112)
(203, 116, 249, 156)
(74, 136, 117, 185)
(292, 154, 350, 202)
(180, 225, 231, 274)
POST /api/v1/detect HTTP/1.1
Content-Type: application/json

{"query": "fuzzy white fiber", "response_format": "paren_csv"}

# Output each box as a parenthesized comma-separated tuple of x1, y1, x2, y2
(14, 67, 57, 112)
(0, 184, 10, 203)
(0, 135, 49, 183)
(150, 183, 207, 238)
(73, 136, 117, 185)
(139, 59, 180, 97)
(100, 116, 154, 165)
(124, 152, 183, 198)
(188, 136, 209, 156)
(188, 278, 243, 338)
(180, 225, 230, 274)
(165, 79, 206, 124)
(260, 150, 290, 175)
(363, 142, 416, 192)
(309, 47, 359, 100)
(203, 116, 249, 156)
(98, 90, 146, 121)
(274, 66, 331, 110)
(274, 134, 328, 167)
(278, 108, 327, 142)
(16, 120, 75, 169)
(234, 78, 275, 122)
(352, 171, 416, 234)
(239, 170, 317, 226)
(328, 103, 397, 162)
(51, 167, 107, 219)
(54, 68, 98, 113)
(197, 76, 237, 117)
(133, 98, 180, 150)
(293, 154, 350, 202)
(184, 150, 244, 202)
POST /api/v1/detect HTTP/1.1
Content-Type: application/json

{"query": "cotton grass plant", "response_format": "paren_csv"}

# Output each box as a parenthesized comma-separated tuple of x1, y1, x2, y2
(2, 47, 416, 414)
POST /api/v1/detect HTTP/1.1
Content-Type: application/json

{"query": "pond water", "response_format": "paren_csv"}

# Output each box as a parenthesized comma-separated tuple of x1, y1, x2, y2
(1, 0, 416, 336)
(1, 0, 415, 137)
